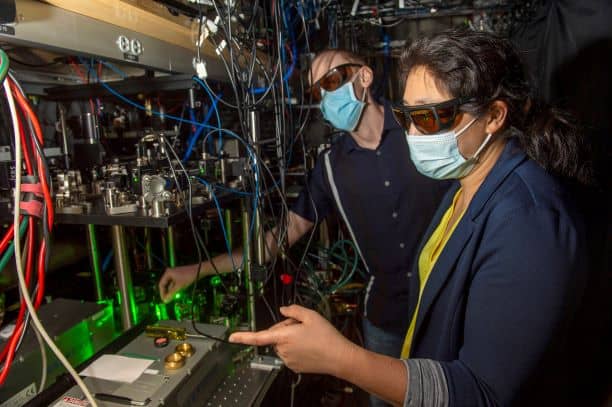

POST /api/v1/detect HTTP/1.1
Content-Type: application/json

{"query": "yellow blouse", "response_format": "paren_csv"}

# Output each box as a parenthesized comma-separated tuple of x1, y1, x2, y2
(401, 189, 466, 359)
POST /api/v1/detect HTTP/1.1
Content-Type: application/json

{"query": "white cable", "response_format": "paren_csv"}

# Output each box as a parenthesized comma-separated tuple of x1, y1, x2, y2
(33, 323, 47, 392)
(20, 235, 46, 392)
(290, 373, 302, 407)
(4, 80, 98, 407)
(21, 237, 46, 392)
(350, 0, 360, 16)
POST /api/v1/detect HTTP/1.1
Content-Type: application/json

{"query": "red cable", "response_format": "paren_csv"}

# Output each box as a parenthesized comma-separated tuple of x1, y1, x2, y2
(1, 84, 32, 254)
(8, 79, 54, 229)
(69, 58, 96, 115)
(0, 78, 49, 382)
(88, 99, 97, 117)
(16, 112, 33, 175)
(0, 323, 25, 384)
(34, 239, 46, 309)
(0, 317, 20, 364)
(0, 225, 15, 254)
(285, 43, 294, 64)
(0, 272, 27, 363)
(0, 218, 34, 380)
(0, 251, 26, 363)
(68, 58, 87, 83)
(0, 76, 51, 384)
(0, 80, 31, 254)
(0, 226, 43, 378)
(26, 219, 36, 303)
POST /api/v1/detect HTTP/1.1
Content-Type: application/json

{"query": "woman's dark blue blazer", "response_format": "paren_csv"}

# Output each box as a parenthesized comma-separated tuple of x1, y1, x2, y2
(408, 138, 588, 406)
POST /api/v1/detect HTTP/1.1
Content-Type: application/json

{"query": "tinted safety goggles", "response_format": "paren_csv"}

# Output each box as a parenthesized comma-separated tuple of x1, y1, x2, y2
(310, 63, 363, 102)
(392, 97, 475, 135)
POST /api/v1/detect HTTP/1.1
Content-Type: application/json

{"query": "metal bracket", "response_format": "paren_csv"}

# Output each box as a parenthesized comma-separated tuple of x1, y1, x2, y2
(249, 355, 284, 371)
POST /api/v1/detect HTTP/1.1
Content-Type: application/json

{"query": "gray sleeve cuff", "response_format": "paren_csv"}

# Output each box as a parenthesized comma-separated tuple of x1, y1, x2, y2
(402, 359, 449, 407)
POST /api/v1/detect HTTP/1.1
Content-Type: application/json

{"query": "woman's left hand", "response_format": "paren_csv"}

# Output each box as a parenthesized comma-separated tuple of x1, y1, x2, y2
(229, 305, 356, 376)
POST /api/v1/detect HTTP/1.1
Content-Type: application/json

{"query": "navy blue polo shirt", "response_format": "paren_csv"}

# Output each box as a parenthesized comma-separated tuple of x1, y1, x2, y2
(292, 102, 450, 334)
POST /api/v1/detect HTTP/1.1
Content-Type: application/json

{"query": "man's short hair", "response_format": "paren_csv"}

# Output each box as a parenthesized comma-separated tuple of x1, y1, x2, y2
(315, 48, 367, 67)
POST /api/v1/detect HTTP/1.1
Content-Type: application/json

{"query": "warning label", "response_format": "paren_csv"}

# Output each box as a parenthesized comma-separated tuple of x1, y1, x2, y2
(53, 396, 90, 406)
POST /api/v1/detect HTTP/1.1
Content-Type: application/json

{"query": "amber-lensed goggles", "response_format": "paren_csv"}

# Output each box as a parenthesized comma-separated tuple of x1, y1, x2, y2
(310, 63, 363, 102)
(392, 97, 475, 134)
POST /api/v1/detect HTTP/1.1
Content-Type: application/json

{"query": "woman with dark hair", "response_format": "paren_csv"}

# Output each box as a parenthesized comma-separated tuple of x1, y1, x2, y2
(229, 28, 592, 407)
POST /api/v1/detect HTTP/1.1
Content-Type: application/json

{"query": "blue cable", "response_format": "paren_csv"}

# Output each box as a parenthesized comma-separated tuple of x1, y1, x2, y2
(81, 60, 249, 166)
(99, 60, 129, 79)
(189, 108, 197, 136)
(191, 77, 223, 151)
(183, 99, 218, 162)
(200, 130, 260, 242)
(281, 3, 297, 83)
(213, 184, 251, 196)
(249, 47, 295, 94)
(79, 57, 260, 263)
(102, 250, 113, 272)
(195, 177, 233, 259)
(183, 122, 204, 162)
(134, 240, 167, 267)
(78, 57, 218, 131)
(248, 5, 296, 95)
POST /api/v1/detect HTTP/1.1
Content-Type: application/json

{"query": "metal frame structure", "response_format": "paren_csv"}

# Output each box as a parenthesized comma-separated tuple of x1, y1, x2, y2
(0, 0, 226, 78)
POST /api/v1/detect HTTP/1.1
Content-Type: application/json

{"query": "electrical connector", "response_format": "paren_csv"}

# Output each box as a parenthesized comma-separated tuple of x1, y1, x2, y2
(193, 57, 208, 79)
(215, 39, 227, 55)
(196, 16, 219, 47)
(206, 16, 220, 35)
(196, 62, 207, 79)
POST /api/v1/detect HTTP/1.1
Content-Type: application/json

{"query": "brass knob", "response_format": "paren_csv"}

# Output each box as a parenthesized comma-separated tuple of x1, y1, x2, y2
(164, 352, 185, 370)
(175, 342, 195, 358)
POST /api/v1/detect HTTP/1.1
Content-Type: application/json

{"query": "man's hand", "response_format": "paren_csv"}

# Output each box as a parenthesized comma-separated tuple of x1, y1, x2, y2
(229, 305, 356, 376)
(157, 212, 312, 303)
(158, 265, 198, 303)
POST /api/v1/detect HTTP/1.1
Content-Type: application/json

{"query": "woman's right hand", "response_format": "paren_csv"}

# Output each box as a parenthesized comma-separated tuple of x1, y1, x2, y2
(229, 305, 357, 376)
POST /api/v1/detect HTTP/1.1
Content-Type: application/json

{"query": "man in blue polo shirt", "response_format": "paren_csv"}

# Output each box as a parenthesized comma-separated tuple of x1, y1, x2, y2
(159, 49, 447, 406)
(293, 49, 449, 406)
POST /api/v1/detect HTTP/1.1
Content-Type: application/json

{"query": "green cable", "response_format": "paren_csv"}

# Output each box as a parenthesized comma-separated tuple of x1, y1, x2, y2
(328, 240, 359, 293)
(0, 48, 9, 83)
(299, 240, 362, 297)
(0, 219, 29, 273)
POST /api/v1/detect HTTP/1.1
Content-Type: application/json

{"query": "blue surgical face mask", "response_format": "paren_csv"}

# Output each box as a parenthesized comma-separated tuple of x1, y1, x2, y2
(320, 81, 366, 132)
(405, 118, 493, 179)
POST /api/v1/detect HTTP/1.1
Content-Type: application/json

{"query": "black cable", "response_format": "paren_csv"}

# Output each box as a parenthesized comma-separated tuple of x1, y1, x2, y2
(196, 3, 203, 64)
(163, 137, 229, 284)
(161, 136, 236, 344)
(0, 75, 54, 372)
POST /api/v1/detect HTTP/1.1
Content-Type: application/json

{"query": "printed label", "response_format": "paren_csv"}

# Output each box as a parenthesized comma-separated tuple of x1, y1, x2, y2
(53, 396, 90, 406)
(123, 53, 138, 62)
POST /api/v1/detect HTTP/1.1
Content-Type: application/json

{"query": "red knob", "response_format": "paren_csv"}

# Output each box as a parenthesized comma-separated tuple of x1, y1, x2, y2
(280, 273, 293, 285)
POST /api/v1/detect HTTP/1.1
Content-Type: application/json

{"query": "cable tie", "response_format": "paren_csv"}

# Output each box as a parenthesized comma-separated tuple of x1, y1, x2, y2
(19, 176, 44, 217)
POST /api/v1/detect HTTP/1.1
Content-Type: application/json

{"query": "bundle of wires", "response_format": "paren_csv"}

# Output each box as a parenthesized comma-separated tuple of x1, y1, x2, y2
(75, 55, 264, 343)
(0, 49, 98, 406)
(294, 239, 365, 310)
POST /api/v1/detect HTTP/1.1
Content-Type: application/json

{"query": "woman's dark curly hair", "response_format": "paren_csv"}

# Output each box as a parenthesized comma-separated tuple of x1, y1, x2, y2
(400, 28, 593, 185)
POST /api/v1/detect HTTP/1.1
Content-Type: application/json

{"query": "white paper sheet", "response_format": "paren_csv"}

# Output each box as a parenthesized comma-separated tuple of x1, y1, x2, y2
(80, 355, 154, 384)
